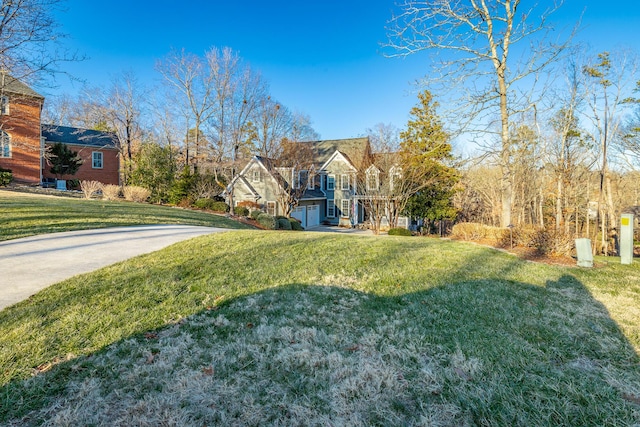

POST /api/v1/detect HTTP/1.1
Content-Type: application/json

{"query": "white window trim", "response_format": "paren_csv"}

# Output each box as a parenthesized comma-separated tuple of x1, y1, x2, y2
(341, 174, 349, 190)
(327, 175, 335, 190)
(0, 131, 10, 158)
(92, 151, 103, 169)
(252, 169, 261, 183)
(267, 201, 276, 216)
(341, 199, 350, 217)
(307, 173, 314, 190)
(327, 200, 335, 218)
(0, 96, 9, 115)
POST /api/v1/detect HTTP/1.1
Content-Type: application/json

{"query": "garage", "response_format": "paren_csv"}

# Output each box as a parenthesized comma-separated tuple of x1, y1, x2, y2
(291, 206, 307, 229)
(306, 205, 319, 228)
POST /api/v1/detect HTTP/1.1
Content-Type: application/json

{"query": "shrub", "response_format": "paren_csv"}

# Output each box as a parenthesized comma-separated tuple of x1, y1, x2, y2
(289, 218, 304, 231)
(450, 222, 505, 242)
(123, 185, 151, 203)
(257, 213, 276, 230)
(277, 218, 292, 230)
(0, 168, 12, 186)
(388, 227, 412, 236)
(67, 179, 81, 190)
(80, 180, 102, 199)
(234, 206, 249, 216)
(211, 201, 230, 212)
(250, 209, 262, 220)
(194, 198, 216, 210)
(101, 184, 121, 201)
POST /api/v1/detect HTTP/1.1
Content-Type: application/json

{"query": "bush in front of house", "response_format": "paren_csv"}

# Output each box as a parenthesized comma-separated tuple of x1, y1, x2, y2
(277, 217, 292, 230)
(257, 213, 276, 230)
(250, 209, 262, 220)
(194, 198, 216, 210)
(211, 201, 229, 213)
(123, 185, 151, 203)
(388, 227, 412, 236)
(234, 206, 249, 216)
(80, 180, 102, 199)
(0, 168, 13, 186)
(289, 218, 304, 231)
(101, 184, 121, 200)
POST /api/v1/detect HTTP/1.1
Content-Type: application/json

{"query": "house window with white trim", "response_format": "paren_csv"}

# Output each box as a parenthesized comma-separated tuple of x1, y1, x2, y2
(327, 175, 335, 190)
(341, 174, 349, 190)
(252, 169, 261, 182)
(0, 96, 9, 115)
(267, 201, 276, 216)
(307, 173, 314, 189)
(327, 200, 335, 218)
(297, 170, 308, 189)
(390, 166, 402, 191)
(92, 151, 103, 169)
(0, 131, 10, 158)
(366, 170, 379, 191)
(341, 199, 350, 217)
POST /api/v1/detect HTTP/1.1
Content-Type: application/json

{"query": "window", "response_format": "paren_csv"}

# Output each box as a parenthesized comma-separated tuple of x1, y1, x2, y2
(0, 131, 10, 158)
(390, 167, 402, 191)
(267, 201, 276, 216)
(327, 200, 335, 218)
(341, 199, 350, 217)
(0, 96, 9, 115)
(341, 174, 349, 190)
(92, 151, 103, 169)
(366, 171, 379, 191)
(252, 169, 261, 182)
(297, 170, 308, 189)
(307, 173, 314, 189)
(327, 175, 335, 190)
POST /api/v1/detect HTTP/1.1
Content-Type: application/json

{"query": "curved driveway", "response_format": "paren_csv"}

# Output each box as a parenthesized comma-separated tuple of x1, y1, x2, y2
(0, 225, 227, 311)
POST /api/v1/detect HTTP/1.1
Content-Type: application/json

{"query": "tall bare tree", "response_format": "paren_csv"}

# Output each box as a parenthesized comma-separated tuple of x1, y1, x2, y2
(386, 0, 572, 227)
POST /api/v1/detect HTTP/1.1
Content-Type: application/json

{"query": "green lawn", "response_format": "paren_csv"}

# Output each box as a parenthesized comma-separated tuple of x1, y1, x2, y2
(1, 230, 639, 426)
(0, 189, 251, 241)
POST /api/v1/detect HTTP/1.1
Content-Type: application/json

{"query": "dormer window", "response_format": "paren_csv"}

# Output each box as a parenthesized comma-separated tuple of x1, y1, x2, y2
(366, 170, 379, 191)
(252, 170, 261, 183)
(390, 166, 402, 191)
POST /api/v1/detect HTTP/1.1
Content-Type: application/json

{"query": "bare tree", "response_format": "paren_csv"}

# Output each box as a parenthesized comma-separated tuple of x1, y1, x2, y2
(386, 0, 573, 227)
(583, 50, 639, 254)
(366, 123, 400, 153)
(156, 48, 216, 172)
(0, 0, 82, 83)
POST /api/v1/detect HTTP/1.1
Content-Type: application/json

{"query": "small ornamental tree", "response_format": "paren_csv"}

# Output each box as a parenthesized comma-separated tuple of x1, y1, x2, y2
(48, 142, 83, 179)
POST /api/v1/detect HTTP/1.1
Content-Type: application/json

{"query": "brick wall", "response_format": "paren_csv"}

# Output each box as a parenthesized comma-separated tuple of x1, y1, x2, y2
(42, 144, 120, 185)
(0, 95, 43, 184)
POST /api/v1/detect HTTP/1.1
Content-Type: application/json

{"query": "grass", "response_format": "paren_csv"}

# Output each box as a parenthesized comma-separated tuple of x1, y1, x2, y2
(0, 189, 251, 241)
(1, 230, 640, 425)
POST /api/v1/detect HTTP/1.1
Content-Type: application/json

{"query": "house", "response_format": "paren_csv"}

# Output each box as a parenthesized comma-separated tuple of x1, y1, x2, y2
(0, 73, 120, 187)
(41, 125, 120, 186)
(226, 137, 408, 229)
(0, 73, 45, 183)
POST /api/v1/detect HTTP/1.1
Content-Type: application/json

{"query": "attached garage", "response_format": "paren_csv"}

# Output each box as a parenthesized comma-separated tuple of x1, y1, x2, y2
(292, 204, 320, 229)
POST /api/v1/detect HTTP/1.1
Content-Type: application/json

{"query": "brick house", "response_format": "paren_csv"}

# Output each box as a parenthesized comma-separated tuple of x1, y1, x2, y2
(0, 73, 120, 186)
(41, 125, 120, 186)
(0, 73, 45, 183)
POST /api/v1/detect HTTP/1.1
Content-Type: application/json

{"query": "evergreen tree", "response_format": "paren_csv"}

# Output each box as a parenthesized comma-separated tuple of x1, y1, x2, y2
(48, 142, 82, 178)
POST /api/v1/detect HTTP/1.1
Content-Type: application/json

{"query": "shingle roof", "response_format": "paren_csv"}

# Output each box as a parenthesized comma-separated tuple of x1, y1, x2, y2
(42, 124, 119, 149)
(304, 137, 372, 169)
(0, 73, 44, 99)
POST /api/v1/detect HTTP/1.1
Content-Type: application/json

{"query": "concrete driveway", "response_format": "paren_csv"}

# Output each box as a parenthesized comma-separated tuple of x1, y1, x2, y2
(0, 225, 227, 311)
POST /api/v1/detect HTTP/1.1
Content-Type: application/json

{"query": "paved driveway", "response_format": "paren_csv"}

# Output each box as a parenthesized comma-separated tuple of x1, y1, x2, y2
(0, 225, 227, 311)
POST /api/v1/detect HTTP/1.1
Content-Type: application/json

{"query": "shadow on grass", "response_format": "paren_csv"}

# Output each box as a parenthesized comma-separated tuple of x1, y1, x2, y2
(2, 271, 639, 425)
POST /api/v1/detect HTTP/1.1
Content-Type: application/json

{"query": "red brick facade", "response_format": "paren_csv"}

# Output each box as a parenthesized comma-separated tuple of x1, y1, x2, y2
(0, 94, 43, 184)
(42, 144, 120, 185)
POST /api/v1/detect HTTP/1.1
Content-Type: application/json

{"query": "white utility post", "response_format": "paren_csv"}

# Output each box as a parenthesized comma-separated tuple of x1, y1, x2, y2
(620, 214, 634, 265)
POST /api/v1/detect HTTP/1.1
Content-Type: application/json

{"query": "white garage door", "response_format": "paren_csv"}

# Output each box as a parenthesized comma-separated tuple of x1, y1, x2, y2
(292, 206, 307, 228)
(307, 205, 320, 228)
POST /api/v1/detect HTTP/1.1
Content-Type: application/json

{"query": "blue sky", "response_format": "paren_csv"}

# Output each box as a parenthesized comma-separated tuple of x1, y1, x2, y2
(47, 0, 640, 141)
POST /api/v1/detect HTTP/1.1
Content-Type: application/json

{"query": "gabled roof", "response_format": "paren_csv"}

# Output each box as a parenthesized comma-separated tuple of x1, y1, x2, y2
(42, 124, 119, 149)
(319, 150, 358, 173)
(0, 73, 44, 99)
(303, 137, 372, 170)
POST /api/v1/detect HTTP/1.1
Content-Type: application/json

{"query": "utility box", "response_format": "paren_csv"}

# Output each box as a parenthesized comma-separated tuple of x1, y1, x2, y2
(575, 238, 593, 268)
(620, 214, 634, 265)
(55, 179, 66, 191)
